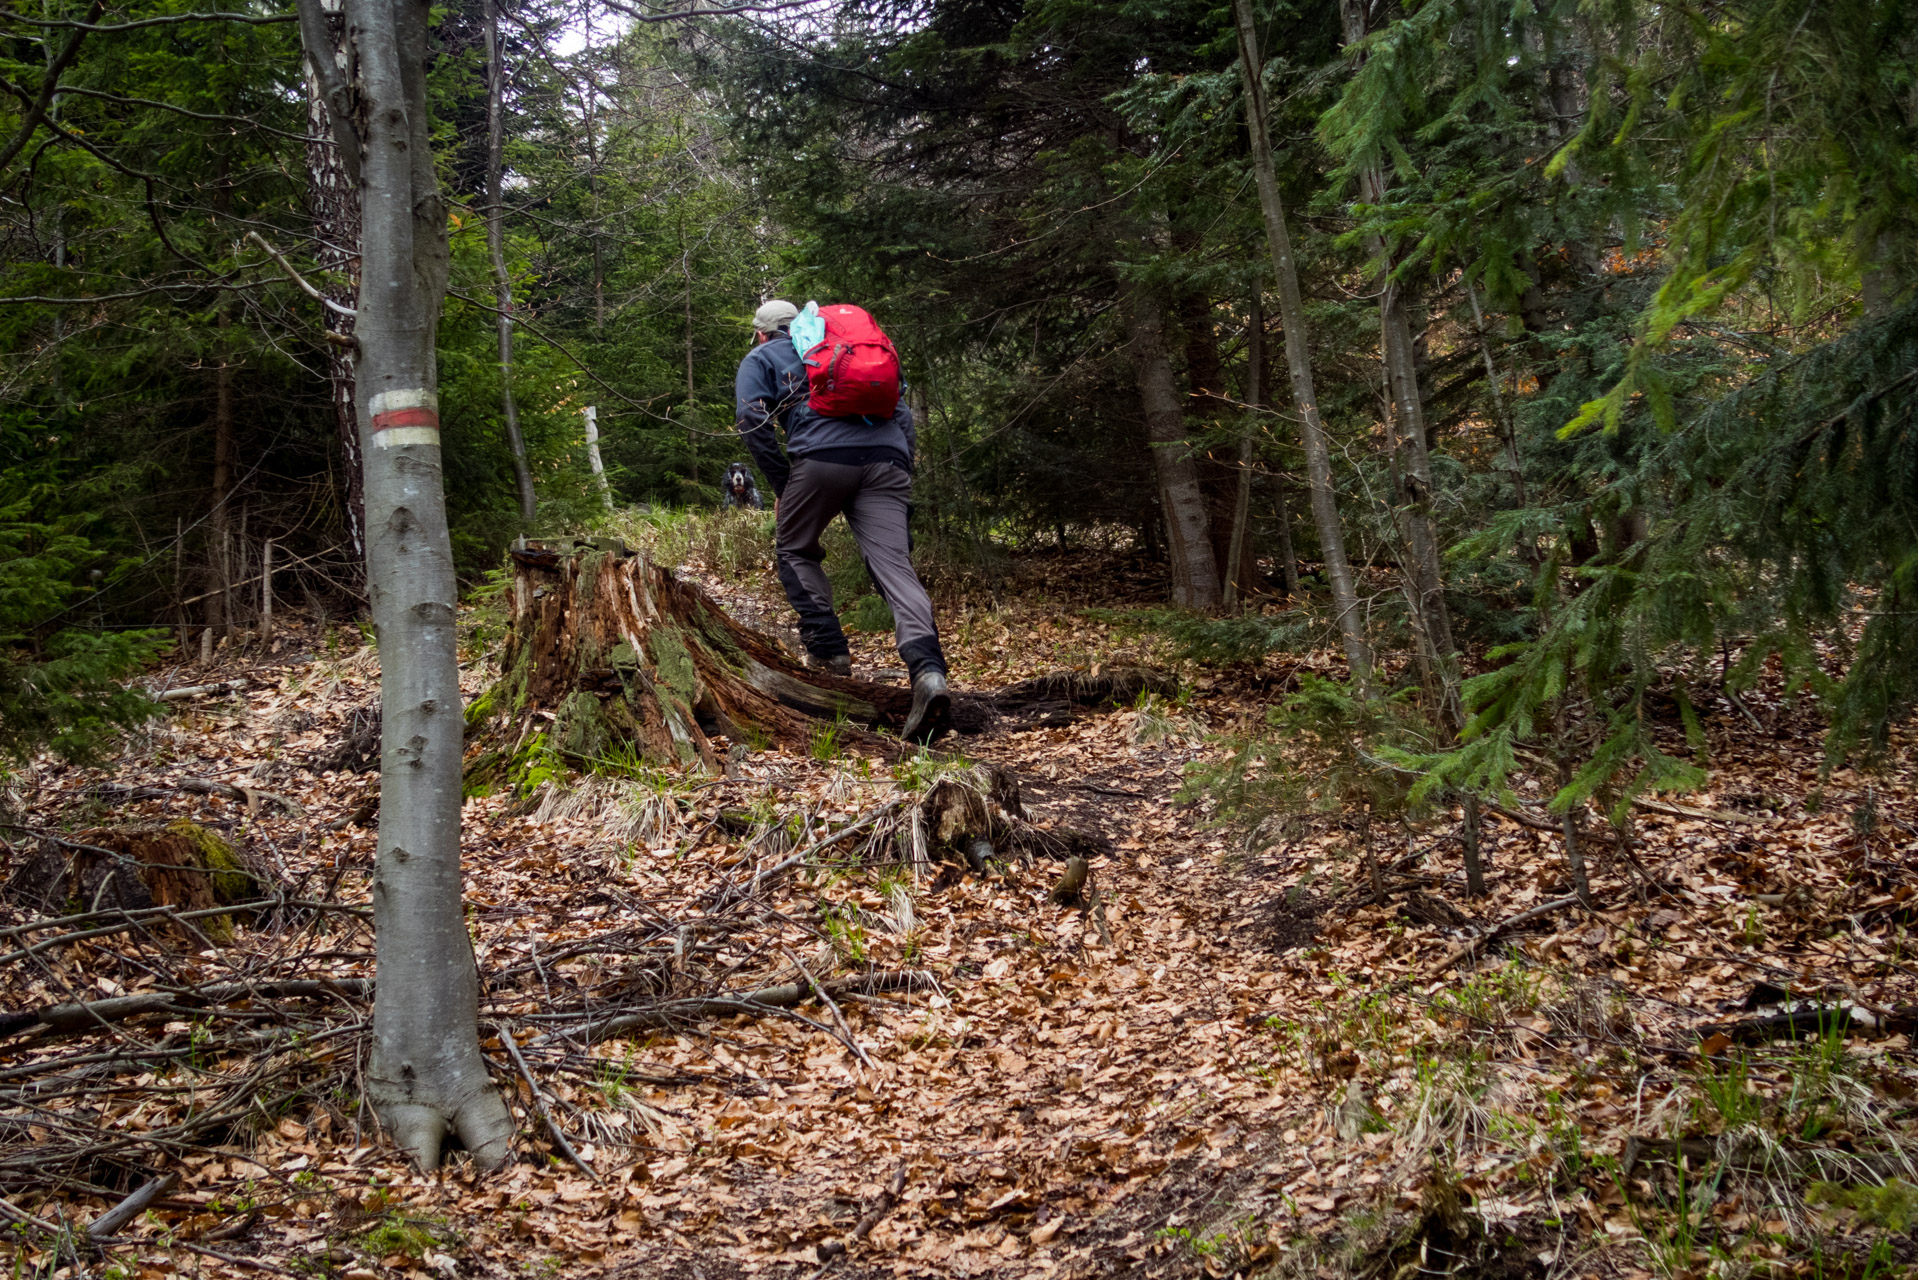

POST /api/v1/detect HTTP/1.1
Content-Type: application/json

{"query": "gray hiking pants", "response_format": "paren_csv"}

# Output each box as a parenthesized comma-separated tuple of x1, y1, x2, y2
(774, 458, 947, 678)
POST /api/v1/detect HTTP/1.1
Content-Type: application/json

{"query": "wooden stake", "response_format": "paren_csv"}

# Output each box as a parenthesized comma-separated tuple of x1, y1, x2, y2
(1461, 794, 1486, 898)
(583, 405, 612, 511)
(260, 538, 274, 642)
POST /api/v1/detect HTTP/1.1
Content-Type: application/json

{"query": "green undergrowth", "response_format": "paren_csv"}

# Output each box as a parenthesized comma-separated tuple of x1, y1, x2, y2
(1225, 951, 1918, 1280)
(1090, 606, 1325, 665)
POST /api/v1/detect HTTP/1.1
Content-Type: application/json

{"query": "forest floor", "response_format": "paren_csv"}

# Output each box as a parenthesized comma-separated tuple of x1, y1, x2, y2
(6, 532, 1918, 1280)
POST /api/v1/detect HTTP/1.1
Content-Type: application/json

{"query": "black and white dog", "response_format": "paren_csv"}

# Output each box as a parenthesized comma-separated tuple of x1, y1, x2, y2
(722, 462, 764, 510)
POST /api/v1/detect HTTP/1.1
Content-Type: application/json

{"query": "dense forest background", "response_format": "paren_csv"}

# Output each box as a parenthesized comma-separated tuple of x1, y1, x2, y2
(2, 0, 1915, 800)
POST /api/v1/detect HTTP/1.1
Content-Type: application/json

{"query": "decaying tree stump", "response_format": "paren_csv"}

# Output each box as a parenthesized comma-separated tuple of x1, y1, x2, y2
(3, 822, 259, 936)
(470, 541, 932, 772)
(473, 541, 1183, 773)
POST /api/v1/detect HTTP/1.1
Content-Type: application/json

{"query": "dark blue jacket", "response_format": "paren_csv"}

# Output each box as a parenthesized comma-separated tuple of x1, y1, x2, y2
(734, 331, 914, 496)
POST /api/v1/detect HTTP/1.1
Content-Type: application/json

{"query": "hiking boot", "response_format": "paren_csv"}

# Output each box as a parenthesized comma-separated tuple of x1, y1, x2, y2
(902, 670, 950, 743)
(806, 651, 852, 678)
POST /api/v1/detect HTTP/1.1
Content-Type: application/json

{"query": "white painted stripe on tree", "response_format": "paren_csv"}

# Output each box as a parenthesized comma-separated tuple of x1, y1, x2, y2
(373, 427, 442, 448)
(369, 388, 438, 414)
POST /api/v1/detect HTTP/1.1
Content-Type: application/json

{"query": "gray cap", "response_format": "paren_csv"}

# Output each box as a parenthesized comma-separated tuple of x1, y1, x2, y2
(752, 299, 798, 333)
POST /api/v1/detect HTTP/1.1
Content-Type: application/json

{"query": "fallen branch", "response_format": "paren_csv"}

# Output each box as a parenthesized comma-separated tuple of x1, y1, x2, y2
(784, 947, 874, 1071)
(538, 970, 934, 1046)
(0, 895, 367, 961)
(1630, 797, 1767, 826)
(1, 977, 372, 1041)
(494, 1023, 603, 1185)
(1483, 803, 1569, 834)
(85, 775, 305, 819)
(88, 1172, 178, 1240)
(1706, 1003, 1858, 1045)
(816, 1164, 907, 1262)
(714, 801, 902, 906)
(1424, 895, 1587, 978)
(154, 681, 240, 702)
(0, 1196, 57, 1233)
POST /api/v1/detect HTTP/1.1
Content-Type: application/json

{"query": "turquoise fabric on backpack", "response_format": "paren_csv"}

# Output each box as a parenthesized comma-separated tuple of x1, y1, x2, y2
(789, 300, 825, 358)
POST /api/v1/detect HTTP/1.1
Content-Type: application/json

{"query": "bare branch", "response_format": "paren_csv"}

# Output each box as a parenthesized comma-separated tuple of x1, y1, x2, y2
(596, 0, 821, 20)
(246, 229, 357, 317)
(54, 85, 319, 142)
(0, 0, 106, 180)
(0, 8, 294, 30)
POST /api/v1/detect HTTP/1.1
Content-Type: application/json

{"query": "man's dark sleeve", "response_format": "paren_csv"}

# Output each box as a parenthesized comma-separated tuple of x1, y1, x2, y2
(734, 349, 792, 496)
(896, 398, 918, 466)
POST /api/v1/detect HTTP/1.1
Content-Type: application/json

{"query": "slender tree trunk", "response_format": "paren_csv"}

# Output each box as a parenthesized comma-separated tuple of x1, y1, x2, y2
(1233, 0, 1370, 679)
(583, 8, 605, 333)
(1124, 285, 1221, 610)
(682, 229, 698, 486)
(1271, 482, 1301, 599)
(1251, 286, 1302, 599)
(332, 0, 513, 1169)
(1179, 284, 1251, 599)
(45, 27, 65, 394)
(260, 537, 275, 643)
(303, 0, 365, 570)
(1341, 0, 1453, 673)
(1461, 269, 1526, 507)
(485, 0, 536, 526)
(208, 313, 234, 638)
(1222, 291, 1263, 611)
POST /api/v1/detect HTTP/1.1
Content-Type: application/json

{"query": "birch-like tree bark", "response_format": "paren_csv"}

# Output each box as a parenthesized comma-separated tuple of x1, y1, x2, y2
(302, 0, 365, 567)
(1232, 0, 1370, 677)
(306, 0, 514, 1169)
(485, 0, 537, 525)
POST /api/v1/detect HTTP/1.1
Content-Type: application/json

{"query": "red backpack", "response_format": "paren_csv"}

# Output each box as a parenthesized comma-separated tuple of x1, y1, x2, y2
(797, 304, 902, 418)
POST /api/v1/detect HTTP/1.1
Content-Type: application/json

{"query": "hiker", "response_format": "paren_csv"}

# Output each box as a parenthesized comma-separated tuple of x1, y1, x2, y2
(733, 298, 950, 741)
(721, 461, 764, 510)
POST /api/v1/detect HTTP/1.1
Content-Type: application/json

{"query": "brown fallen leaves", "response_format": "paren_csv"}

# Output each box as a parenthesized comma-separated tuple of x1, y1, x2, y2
(4, 548, 1917, 1280)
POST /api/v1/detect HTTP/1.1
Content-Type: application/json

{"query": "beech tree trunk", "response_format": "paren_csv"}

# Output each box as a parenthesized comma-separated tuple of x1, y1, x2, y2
(1233, 0, 1371, 679)
(1123, 285, 1221, 610)
(302, 0, 365, 568)
(485, 0, 537, 526)
(311, 0, 513, 1170)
